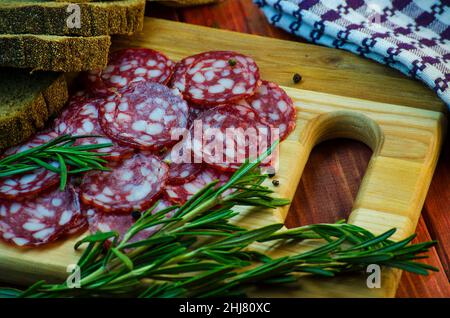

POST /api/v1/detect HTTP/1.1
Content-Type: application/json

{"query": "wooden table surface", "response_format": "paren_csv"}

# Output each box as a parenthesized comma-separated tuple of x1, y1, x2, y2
(146, 0, 450, 297)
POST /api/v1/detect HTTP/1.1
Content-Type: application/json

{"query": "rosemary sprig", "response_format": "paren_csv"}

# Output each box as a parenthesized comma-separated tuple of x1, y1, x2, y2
(0, 134, 112, 190)
(0, 146, 438, 298)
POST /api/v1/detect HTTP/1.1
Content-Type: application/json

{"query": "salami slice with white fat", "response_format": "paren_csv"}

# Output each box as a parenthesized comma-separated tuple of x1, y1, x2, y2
(99, 81, 189, 151)
(65, 214, 88, 235)
(55, 93, 134, 161)
(86, 48, 174, 95)
(187, 104, 275, 172)
(0, 186, 84, 247)
(187, 104, 205, 127)
(80, 153, 169, 213)
(240, 80, 296, 141)
(165, 168, 230, 204)
(167, 162, 203, 186)
(85, 198, 175, 243)
(170, 53, 205, 93)
(163, 149, 203, 185)
(171, 51, 260, 106)
(0, 131, 60, 200)
(162, 107, 204, 185)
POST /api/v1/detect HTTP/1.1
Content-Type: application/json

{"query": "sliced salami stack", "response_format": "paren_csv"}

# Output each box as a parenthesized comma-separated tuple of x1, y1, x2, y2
(187, 104, 275, 172)
(0, 48, 297, 247)
(55, 93, 134, 161)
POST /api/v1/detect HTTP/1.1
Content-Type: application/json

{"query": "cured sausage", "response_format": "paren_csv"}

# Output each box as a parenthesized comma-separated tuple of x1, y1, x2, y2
(187, 104, 205, 127)
(163, 150, 203, 185)
(99, 81, 189, 151)
(171, 51, 260, 106)
(0, 186, 84, 247)
(165, 168, 230, 204)
(55, 93, 134, 161)
(80, 153, 169, 213)
(85, 198, 175, 243)
(0, 131, 60, 199)
(86, 48, 174, 95)
(187, 104, 275, 172)
(240, 80, 296, 141)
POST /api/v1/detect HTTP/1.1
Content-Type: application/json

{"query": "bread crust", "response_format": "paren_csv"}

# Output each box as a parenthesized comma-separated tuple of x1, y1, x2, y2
(158, 0, 221, 7)
(0, 34, 111, 72)
(0, 0, 145, 37)
(0, 70, 68, 151)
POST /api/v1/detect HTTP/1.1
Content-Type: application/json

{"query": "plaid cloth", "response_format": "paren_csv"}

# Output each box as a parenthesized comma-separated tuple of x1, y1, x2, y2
(255, 0, 450, 109)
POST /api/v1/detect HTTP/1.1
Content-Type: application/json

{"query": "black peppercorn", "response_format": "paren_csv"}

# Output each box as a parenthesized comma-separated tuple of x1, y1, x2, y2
(272, 179, 280, 186)
(131, 210, 141, 221)
(293, 73, 302, 83)
(228, 59, 237, 67)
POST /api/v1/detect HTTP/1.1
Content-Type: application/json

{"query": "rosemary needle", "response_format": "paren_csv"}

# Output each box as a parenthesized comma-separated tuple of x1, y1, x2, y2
(0, 134, 112, 190)
(0, 145, 438, 298)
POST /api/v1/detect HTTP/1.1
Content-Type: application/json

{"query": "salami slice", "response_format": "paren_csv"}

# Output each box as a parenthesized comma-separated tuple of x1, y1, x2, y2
(86, 48, 174, 95)
(181, 51, 260, 105)
(85, 198, 175, 243)
(187, 104, 275, 172)
(55, 93, 134, 161)
(80, 153, 169, 213)
(0, 186, 84, 247)
(187, 104, 205, 127)
(65, 214, 88, 235)
(170, 54, 204, 93)
(165, 168, 230, 204)
(0, 131, 60, 200)
(163, 150, 203, 185)
(99, 81, 189, 151)
(240, 80, 296, 141)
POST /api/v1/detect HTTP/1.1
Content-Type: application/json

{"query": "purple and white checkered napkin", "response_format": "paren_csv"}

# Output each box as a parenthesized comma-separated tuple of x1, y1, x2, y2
(254, 0, 450, 109)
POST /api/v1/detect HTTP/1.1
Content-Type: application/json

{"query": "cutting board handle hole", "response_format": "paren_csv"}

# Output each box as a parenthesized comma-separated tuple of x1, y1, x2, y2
(285, 111, 380, 227)
(286, 138, 372, 227)
(301, 110, 383, 153)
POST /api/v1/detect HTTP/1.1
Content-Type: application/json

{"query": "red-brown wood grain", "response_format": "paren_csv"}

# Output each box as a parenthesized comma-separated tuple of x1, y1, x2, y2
(147, 0, 299, 41)
(396, 216, 449, 298)
(147, 0, 450, 298)
(285, 139, 372, 227)
(422, 145, 450, 279)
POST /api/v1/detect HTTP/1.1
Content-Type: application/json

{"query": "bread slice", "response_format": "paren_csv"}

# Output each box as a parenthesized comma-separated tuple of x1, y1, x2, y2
(0, 69, 68, 151)
(158, 0, 221, 7)
(0, 0, 145, 37)
(0, 34, 111, 72)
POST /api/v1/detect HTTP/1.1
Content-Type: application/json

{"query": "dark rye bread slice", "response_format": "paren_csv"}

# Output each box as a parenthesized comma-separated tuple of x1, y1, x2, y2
(0, 69, 68, 151)
(0, 0, 145, 37)
(0, 34, 111, 72)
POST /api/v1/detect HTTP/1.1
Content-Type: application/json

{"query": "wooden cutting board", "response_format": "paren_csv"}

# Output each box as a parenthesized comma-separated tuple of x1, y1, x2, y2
(0, 18, 446, 297)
